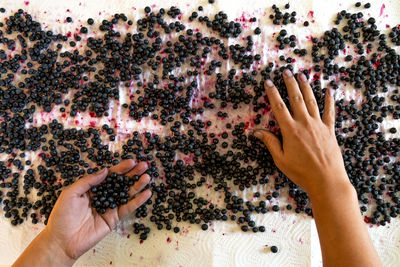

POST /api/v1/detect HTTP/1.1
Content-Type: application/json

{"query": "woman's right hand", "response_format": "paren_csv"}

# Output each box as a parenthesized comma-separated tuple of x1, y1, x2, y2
(253, 69, 351, 198)
(254, 69, 381, 267)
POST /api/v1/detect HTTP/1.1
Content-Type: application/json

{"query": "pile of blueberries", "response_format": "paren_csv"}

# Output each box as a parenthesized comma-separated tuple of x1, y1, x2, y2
(0, 1, 399, 242)
(91, 173, 139, 214)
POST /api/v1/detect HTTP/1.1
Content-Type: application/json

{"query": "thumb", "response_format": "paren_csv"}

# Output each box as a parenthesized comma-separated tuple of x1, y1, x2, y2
(253, 129, 283, 159)
(69, 168, 109, 196)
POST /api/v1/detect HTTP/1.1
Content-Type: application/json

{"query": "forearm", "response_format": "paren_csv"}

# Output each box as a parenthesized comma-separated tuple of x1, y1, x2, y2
(309, 174, 381, 267)
(13, 228, 75, 267)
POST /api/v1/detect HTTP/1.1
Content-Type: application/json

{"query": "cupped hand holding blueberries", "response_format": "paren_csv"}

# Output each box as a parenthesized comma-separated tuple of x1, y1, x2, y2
(13, 160, 152, 267)
(13, 71, 381, 267)
(254, 69, 381, 267)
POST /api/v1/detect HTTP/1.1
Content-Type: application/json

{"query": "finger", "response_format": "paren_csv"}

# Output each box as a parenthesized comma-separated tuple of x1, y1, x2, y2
(322, 89, 335, 129)
(282, 69, 308, 119)
(70, 168, 108, 196)
(126, 161, 148, 178)
(297, 73, 320, 118)
(109, 159, 136, 175)
(118, 190, 152, 220)
(128, 174, 151, 199)
(253, 129, 284, 162)
(264, 79, 293, 128)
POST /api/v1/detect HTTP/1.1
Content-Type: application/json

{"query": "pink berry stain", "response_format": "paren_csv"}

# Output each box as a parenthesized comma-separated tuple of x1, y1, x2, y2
(379, 4, 385, 17)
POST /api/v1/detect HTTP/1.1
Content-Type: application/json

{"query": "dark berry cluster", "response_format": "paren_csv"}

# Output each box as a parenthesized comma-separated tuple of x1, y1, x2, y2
(91, 173, 139, 214)
(0, 1, 399, 241)
(269, 4, 297, 25)
(200, 11, 243, 38)
(276, 29, 297, 50)
(133, 222, 151, 240)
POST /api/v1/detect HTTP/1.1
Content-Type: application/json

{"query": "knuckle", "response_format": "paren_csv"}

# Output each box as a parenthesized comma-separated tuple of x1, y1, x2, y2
(272, 101, 286, 111)
(291, 95, 303, 103)
(306, 98, 317, 106)
(303, 120, 313, 129)
(325, 109, 334, 120)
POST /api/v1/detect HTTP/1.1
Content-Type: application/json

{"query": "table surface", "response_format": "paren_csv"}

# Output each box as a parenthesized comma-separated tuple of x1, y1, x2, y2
(0, 0, 400, 266)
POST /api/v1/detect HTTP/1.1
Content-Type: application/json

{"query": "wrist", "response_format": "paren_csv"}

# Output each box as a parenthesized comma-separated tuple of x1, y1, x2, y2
(13, 227, 75, 267)
(40, 228, 76, 267)
(308, 172, 356, 204)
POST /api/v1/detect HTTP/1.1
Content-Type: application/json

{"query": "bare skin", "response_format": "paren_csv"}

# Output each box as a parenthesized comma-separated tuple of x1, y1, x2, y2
(12, 70, 382, 267)
(13, 160, 152, 267)
(253, 69, 381, 267)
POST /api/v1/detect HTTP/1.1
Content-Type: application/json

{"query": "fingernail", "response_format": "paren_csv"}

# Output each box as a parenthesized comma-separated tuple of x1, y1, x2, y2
(299, 73, 307, 82)
(283, 69, 293, 77)
(141, 161, 149, 169)
(265, 80, 274, 88)
(99, 168, 107, 174)
(253, 130, 264, 139)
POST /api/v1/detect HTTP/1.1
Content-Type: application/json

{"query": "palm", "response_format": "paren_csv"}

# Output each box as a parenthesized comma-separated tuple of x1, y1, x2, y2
(46, 160, 151, 260)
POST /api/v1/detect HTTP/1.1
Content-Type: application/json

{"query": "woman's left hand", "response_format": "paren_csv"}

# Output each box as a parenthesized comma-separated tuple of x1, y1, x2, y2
(13, 159, 152, 267)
